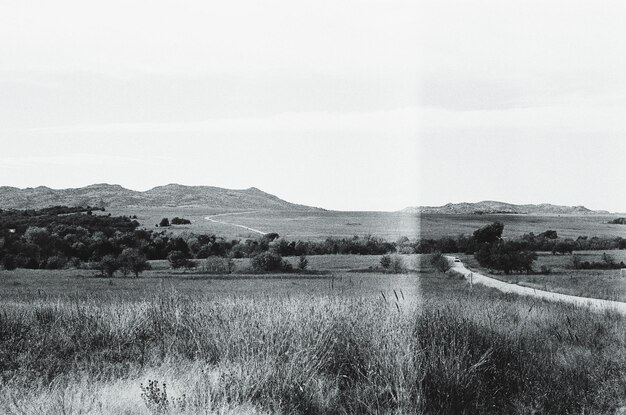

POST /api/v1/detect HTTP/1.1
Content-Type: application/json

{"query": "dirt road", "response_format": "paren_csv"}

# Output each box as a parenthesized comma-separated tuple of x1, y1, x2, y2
(446, 256, 626, 315)
(204, 212, 267, 235)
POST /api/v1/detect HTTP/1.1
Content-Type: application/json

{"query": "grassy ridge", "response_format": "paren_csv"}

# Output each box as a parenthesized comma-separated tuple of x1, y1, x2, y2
(2, 259, 626, 413)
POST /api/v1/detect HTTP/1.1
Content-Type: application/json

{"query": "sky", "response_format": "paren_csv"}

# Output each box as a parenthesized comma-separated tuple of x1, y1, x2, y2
(0, 0, 419, 211)
(418, 0, 626, 213)
(1, 2, 626, 212)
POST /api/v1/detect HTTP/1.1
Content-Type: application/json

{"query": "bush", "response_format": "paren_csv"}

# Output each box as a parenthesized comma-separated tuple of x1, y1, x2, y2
(389, 254, 406, 273)
(380, 255, 392, 269)
(429, 252, 451, 273)
(203, 257, 234, 274)
(251, 252, 291, 272)
(159, 218, 170, 227)
(45, 255, 68, 270)
(297, 255, 308, 271)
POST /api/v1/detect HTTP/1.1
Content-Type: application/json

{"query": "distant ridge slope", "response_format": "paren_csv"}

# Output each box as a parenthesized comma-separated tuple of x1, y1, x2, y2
(0, 184, 320, 211)
(402, 201, 610, 215)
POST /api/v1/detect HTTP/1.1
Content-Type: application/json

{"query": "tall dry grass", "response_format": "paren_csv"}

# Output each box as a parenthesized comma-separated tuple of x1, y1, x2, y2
(3, 265, 626, 413)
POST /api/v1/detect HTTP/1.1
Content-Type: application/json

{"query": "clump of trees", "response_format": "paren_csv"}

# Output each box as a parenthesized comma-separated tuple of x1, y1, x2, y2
(96, 249, 151, 278)
(473, 222, 538, 274)
(159, 218, 170, 227)
(171, 217, 191, 225)
(572, 253, 626, 270)
(167, 250, 197, 270)
(251, 251, 292, 272)
(380, 254, 406, 273)
(609, 218, 626, 225)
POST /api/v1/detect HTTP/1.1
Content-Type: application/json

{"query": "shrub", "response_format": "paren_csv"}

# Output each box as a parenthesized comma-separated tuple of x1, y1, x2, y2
(297, 255, 308, 271)
(429, 252, 451, 273)
(159, 218, 170, 227)
(389, 254, 406, 273)
(251, 251, 291, 272)
(203, 257, 234, 274)
(45, 255, 68, 270)
(380, 255, 392, 269)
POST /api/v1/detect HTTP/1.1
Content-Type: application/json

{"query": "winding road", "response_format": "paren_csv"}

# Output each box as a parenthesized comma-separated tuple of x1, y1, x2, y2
(204, 212, 267, 235)
(446, 256, 626, 315)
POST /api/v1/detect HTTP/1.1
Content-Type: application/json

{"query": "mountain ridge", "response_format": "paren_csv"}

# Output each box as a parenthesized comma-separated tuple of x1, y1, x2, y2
(402, 200, 613, 215)
(0, 184, 321, 211)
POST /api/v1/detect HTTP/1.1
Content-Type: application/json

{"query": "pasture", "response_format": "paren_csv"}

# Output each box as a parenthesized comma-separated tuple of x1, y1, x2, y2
(106, 208, 420, 241)
(105, 208, 626, 243)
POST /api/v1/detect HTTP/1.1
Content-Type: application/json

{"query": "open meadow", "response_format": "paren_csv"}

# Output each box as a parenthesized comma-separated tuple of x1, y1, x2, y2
(106, 208, 626, 243)
(106, 208, 420, 241)
(4, 255, 626, 413)
(419, 213, 626, 239)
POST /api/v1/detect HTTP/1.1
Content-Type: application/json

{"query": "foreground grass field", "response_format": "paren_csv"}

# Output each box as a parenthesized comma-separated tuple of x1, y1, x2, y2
(3, 256, 626, 413)
(459, 251, 626, 302)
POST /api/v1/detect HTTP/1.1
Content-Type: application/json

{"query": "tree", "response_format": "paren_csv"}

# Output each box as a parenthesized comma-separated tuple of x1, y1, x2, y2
(167, 250, 193, 269)
(297, 255, 308, 271)
(119, 248, 151, 277)
(473, 222, 504, 244)
(99, 255, 120, 277)
(159, 218, 170, 227)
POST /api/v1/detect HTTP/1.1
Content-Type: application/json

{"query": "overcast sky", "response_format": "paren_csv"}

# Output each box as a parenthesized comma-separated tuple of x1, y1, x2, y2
(0, 0, 418, 211)
(1, 1, 625, 212)
(419, 0, 626, 213)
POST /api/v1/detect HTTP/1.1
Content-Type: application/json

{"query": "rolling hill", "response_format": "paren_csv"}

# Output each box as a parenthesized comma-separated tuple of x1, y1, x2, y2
(0, 184, 320, 211)
(402, 201, 611, 215)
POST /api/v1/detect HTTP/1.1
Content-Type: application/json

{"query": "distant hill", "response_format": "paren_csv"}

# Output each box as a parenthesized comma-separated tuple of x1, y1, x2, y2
(401, 201, 611, 215)
(0, 184, 320, 211)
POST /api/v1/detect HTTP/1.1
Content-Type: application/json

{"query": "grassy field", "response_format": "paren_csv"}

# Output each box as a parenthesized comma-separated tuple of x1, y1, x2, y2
(3, 256, 626, 413)
(105, 208, 626, 243)
(105, 208, 420, 241)
(419, 213, 626, 239)
(459, 250, 626, 301)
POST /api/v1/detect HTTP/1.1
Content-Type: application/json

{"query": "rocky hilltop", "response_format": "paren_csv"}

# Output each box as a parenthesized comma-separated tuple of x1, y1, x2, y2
(0, 184, 319, 211)
(402, 200, 610, 215)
